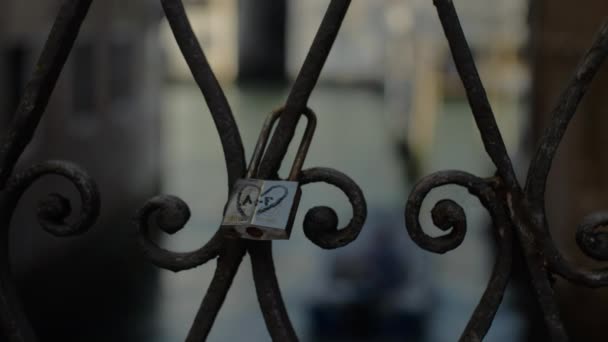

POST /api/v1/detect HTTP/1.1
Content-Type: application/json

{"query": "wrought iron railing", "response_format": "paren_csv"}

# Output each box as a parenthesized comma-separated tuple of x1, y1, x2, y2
(0, 0, 607, 341)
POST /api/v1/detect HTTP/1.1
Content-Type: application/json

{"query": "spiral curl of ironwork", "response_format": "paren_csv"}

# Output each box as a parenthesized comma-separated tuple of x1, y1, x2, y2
(406, 171, 494, 253)
(300, 167, 367, 249)
(405, 170, 513, 341)
(0, 161, 100, 342)
(6, 0, 608, 340)
(0, 1, 99, 341)
(128, 2, 250, 338)
(134, 195, 225, 272)
(576, 212, 608, 262)
(522, 19, 608, 289)
(131, 1, 364, 341)
(3, 161, 100, 237)
(420, 0, 608, 340)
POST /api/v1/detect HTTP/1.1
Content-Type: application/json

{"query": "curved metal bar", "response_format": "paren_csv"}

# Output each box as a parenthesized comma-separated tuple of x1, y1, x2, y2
(505, 196, 569, 341)
(0, 2, 95, 339)
(258, 0, 351, 179)
(248, 241, 298, 342)
(134, 0, 248, 272)
(299, 167, 367, 249)
(522, 20, 608, 286)
(525, 21, 608, 208)
(161, 0, 246, 188)
(405, 170, 513, 340)
(0, 160, 100, 342)
(537, 223, 608, 288)
(515, 239, 569, 341)
(186, 241, 246, 342)
(428, 3, 593, 337)
(514, 20, 608, 289)
(0, 255, 34, 342)
(460, 224, 512, 342)
(405, 170, 492, 254)
(135, 195, 224, 272)
(3, 161, 100, 237)
(1, 235, 34, 342)
(432, 0, 519, 190)
(241, 2, 354, 330)
(576, 211, 608, 262)
(245, 2, 353, 336)
(460, 188, 513, 341)
(0, 0, 94, 188)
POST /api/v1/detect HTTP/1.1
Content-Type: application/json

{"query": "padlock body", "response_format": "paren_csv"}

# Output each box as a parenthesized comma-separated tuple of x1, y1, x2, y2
(222, 179, 301, 240)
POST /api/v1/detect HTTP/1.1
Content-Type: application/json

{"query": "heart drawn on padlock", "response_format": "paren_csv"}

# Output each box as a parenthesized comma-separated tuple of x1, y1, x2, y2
(236, 183, 261, 217)
(257, 185, 289, 214)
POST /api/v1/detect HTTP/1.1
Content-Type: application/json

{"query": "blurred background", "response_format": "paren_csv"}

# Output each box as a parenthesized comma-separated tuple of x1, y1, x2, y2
(0, 0, 607, 341)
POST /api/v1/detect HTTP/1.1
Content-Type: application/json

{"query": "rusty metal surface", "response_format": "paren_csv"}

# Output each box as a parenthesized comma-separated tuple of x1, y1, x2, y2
(403, 1, 608, 341)
(1, 0, 608, 341)
(0, 1, 99, 341)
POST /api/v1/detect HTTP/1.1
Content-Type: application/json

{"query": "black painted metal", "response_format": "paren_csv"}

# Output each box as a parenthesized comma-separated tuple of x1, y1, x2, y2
(0, 0, 607, 341)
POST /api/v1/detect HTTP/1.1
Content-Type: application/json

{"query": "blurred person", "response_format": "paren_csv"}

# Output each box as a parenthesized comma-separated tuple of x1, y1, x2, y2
(309, 208, 434, 341)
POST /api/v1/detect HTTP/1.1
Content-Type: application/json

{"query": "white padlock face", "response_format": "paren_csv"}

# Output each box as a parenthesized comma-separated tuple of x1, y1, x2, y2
(250, 180, 299, 230)
(223, 179, 263, 225)
(222, 179, 299, 238)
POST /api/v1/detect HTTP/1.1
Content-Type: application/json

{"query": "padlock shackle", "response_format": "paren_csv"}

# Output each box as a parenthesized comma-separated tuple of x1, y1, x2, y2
(246, 107, 317, 180)
(287, 108, 316, 180)
(246, 109, 281, 179)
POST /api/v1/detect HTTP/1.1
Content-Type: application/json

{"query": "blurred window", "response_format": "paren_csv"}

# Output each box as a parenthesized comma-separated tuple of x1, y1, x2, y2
(72, 44, 96, 114)
(109, 41, 133, 102)
(5, 45, 27, 121)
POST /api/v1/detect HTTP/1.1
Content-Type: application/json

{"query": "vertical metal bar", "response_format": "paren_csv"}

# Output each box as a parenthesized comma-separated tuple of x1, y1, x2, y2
(432, 0, 519, 190)
(507, 200, 569, 341)
(525, 21, 608, 208)
(245, 2, 352, 340)
(186, 242, 246, 341)
(161, 0, 246, 189)
(248, 241, 298, 342)
(0, 0, 94, 188)
(1, 161, 100, 342)
(0, 1, 95, 341)
(257, 0, 351, 179)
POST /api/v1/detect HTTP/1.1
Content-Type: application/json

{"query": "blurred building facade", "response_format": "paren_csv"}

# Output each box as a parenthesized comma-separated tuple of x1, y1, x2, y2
(162, 0, 237, 82)
(288, 0, 527, 90)
(288, 0, 528, 167)
(162, 0, 527, 98)
(0, 1, 163, 340)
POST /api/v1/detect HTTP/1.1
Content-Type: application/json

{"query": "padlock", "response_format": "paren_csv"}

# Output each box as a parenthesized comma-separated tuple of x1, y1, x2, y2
(221, 107, 317, 240)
